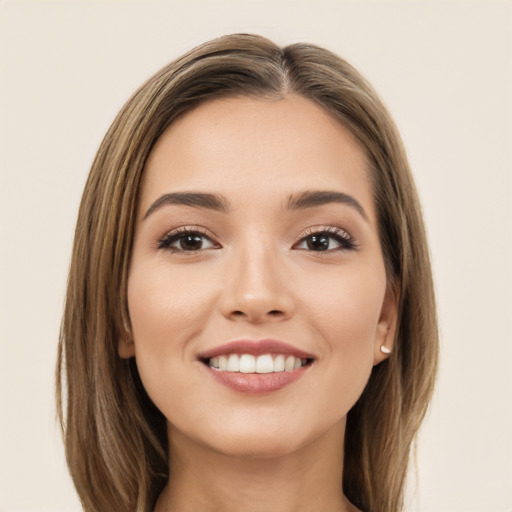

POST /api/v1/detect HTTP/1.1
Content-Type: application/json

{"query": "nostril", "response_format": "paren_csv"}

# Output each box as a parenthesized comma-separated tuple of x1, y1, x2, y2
(227, 309, 287, 322)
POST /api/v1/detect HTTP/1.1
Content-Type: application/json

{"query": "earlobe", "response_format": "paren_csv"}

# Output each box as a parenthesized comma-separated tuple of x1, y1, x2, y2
(118, 336, 136, 359)
(373, 281, 399, 366)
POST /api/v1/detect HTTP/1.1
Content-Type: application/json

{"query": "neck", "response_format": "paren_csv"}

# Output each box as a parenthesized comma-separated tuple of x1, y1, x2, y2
(155, 418, 358, 512)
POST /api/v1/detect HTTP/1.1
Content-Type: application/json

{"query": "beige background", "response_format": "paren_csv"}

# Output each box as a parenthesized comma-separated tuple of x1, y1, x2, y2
(0, 1, 511, 511)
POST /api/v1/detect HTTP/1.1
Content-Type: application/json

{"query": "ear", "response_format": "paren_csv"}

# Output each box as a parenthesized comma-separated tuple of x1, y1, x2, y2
(118, 330, 136, 359)
(373, 280, 399, 366)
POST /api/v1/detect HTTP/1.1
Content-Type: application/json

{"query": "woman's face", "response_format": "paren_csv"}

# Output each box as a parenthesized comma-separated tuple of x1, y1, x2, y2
(124, 95, 396, 458)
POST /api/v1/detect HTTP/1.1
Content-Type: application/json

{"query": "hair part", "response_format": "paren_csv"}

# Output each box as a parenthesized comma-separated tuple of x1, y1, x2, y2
(57, 33, 438, 512)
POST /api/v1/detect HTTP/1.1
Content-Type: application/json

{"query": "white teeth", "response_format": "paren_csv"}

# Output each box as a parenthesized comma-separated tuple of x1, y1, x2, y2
(239, 354, 256, 373)
(256, 354, 274, 374)
(285, 355, 295, 372)
(274, 354, 285, 372)
(208, 353, 309, 373)
(227, 354, 239, 372)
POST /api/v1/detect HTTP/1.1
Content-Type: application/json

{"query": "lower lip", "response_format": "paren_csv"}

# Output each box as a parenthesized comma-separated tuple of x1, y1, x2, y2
(202, 364, 310, 394)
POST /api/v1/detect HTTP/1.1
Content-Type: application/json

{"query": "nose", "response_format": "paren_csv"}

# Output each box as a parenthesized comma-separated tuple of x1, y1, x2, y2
(220, 240, 295, 324)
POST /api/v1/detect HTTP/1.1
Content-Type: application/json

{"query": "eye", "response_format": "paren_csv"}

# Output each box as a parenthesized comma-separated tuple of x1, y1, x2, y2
(157, 227, 219, 253)
(294, 227, 356, 252)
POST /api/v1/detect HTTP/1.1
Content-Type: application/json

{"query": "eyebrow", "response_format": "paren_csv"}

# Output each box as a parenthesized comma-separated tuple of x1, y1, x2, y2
(143, 192, 231, 219)
(286, 190, 368, 221)
(143, 189, 367, 221)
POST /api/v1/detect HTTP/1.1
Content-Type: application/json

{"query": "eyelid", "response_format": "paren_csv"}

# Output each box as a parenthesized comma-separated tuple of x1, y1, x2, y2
(156, 225, 220, 252)
(306, 223, 349, 235)
(296, 225, 352, 240)
(293, 225, 357, 251)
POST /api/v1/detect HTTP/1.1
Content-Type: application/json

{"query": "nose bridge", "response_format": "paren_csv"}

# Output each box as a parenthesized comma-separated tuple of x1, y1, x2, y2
(222, 231, 293, 322)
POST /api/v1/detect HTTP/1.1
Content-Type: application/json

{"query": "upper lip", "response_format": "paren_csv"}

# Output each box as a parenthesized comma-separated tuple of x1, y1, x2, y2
(197, 339, 316, 360)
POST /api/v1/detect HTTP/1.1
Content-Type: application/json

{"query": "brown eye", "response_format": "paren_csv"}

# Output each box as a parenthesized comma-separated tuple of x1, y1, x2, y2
(295, 228, 356, 252)
(179, 234, 206, 251)
(157, 229, 218, 252)
(305, 234, 330, 251)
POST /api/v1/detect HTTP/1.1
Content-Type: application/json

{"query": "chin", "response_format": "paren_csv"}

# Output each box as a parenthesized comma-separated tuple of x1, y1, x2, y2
(210, 431, 303, 460)
(173, 412, 344, 462)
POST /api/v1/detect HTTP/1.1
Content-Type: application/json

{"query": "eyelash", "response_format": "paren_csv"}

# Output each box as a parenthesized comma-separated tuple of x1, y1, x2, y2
(156, 226, 218, 253)
(156, 226, 357, 254)
(294, 226, 357, 252)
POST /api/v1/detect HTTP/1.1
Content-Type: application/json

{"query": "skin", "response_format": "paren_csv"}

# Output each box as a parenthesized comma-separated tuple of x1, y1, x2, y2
(120, 95, 397, 512)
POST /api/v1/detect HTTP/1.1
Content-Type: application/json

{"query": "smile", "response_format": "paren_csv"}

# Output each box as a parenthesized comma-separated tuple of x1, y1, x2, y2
(207, 354, 311, 373)
(198, 339, 315, 393)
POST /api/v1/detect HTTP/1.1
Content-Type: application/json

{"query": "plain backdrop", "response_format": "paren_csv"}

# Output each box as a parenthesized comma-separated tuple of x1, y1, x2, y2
(0, 1, 511, 511)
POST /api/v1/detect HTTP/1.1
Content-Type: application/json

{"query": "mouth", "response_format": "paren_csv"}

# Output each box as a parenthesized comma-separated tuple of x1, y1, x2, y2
(197, 340, 315, 393)
(200, 353, 314, 373)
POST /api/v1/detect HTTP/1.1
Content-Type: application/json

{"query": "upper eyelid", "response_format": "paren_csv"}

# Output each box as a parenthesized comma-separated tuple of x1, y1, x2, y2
(296, 225, 353, 240)
(160, 225, 217, 239)
(156, 225, 220, 250)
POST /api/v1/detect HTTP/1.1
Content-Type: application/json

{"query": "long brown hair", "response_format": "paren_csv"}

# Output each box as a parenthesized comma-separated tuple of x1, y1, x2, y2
(56, 33, 438, 512)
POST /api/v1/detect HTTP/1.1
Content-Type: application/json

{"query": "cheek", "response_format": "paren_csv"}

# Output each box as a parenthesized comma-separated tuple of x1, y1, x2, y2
(306, 259, 385, 346)
(303, 263, 385, 402)
(126, 261, 216, 403)
(128, 260, 213, 346)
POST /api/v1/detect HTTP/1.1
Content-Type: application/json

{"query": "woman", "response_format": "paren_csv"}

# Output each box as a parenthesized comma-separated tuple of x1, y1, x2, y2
(56, 34, 438, 512)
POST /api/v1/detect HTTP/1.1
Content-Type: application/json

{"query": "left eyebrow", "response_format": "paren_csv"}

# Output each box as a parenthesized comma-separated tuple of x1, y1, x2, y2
(285, 190, 368, 222)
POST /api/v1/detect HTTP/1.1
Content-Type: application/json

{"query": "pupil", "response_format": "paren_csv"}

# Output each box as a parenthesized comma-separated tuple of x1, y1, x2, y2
(307, 235, 329, 251)
(180, 234, 203, 250)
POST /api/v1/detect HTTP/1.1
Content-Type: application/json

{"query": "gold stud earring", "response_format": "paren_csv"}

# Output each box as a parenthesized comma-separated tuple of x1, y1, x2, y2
(380, 345, 391, 355)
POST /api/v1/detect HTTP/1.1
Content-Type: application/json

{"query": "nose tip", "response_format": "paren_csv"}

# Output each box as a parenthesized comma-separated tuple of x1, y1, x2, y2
(220, 248, 295, 324)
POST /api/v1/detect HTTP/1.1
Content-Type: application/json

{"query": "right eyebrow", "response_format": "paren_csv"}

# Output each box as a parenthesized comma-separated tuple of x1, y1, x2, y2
(143, 192, 230, 220)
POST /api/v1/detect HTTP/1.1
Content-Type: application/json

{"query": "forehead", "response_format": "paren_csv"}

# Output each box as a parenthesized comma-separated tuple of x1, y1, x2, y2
(141, 94, 376, 221)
